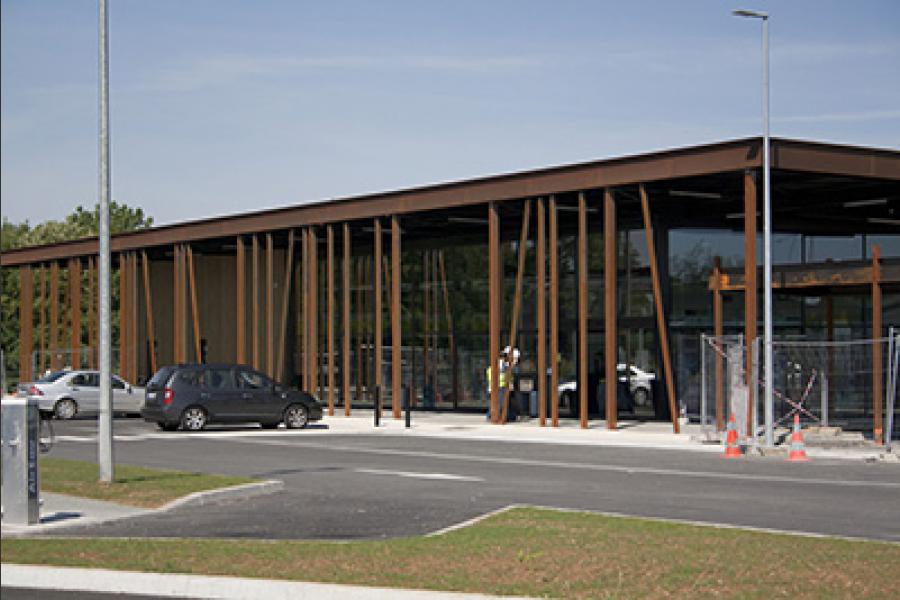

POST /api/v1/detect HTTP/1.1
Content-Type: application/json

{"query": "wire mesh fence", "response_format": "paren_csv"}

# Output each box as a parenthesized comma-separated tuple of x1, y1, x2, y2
(701, 329, 899, 442)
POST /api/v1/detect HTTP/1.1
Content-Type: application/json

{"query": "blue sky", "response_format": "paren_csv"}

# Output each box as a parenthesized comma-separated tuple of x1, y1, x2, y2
(2, 0, 899, 227)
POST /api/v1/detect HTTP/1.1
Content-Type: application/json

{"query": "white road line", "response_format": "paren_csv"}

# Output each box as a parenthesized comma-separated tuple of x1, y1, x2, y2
(225, 438, 900, 490)
(355, 468, 483, 482)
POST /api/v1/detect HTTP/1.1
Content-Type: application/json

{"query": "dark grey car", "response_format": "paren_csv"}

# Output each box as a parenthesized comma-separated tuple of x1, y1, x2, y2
(141, 363, 323, 431)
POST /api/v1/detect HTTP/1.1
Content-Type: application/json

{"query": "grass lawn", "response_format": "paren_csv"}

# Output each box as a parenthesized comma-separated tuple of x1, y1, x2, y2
(3, 507, 898, 599)
(38, 457, 257, 508)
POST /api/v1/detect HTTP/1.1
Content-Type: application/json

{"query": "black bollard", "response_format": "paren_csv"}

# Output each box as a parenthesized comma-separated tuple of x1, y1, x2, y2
(374, 386, 381, 427)
(405, 385, 412, 428)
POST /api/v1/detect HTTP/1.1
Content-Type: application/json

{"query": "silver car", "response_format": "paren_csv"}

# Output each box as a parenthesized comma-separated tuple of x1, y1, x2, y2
(19, 370, 144, 419)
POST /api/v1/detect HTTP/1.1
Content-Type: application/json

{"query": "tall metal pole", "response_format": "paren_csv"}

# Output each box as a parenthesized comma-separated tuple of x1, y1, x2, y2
(734, 8, 773, 447)
(98, 0, 114, 481)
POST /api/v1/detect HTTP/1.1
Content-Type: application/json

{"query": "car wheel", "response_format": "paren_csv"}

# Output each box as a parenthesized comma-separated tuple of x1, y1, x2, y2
(283, 404, 309, 429)
(54, 398, 78, 420)
(180, 406, 207, 431)
(157, 422, 178, 432)
(633, 388, 649, 407)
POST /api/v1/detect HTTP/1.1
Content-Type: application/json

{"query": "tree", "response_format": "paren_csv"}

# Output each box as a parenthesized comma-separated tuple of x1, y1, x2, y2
(1, 203, 153, 389)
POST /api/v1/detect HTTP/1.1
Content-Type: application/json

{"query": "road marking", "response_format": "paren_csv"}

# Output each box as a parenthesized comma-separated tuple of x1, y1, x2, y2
(224, 438, 900, 490)
(355, 468, 483, 482)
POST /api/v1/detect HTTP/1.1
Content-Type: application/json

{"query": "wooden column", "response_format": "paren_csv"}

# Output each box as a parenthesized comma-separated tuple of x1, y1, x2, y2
(549, 196, 559, 427)
(86, 259, 95, 369)
(536, 197, 547, 426)
(49, 261, 60, 370)
(301, 229, 308, 391)
(355, 257, 364, 404)
(744, 170, 758, 437)
(604, 189, 617, 430)
(326, 225, 335, 414)
(374, 219, 383, 406)
(130, 252, 139, 379)
(423, 250, 430, 396)
(38, 267, 46, 374)
(120, 254, 129, 377)
(69, 259, 82, 368)
(236, 236, 246, 364)
(873, 245, 883, 445)
(309, 229, 318, 396)
(265, 233, 274, 376)
(577, 193, 589, 428)
(141, 251, 157, 375)
(19, 267, 34, 382)
(172, 248, 180, 364)
(187, 247, 201, 363)
(437, 251, 458, 410)
(343, 223, 352, 415)
(391, 216, 402, 419)
(640, 185, 679, 434)
(488, 202, 500, 423)
(501, 200, 531, 424)
(251, 236, 260, 371)
(713, 257, 725, 431)
(276, 230, 295, 383)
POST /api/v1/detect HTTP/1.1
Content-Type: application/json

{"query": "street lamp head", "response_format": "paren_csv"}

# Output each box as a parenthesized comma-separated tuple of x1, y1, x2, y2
(733, 8, 768, 19)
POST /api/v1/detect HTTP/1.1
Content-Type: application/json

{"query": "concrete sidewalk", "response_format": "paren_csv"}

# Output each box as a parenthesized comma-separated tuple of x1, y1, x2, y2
(1, 564, 533, 599)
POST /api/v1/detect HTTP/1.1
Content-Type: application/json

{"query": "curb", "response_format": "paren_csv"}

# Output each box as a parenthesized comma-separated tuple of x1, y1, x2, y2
(159, 480, 284, 512)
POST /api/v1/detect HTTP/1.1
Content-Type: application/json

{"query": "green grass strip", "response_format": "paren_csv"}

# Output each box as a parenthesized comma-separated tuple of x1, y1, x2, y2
(39, 457, 257, 508)
(3, 507, 898, 598)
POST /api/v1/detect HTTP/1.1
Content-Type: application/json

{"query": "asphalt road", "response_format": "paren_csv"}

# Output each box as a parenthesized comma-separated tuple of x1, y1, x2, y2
(36, 417, 900, 542)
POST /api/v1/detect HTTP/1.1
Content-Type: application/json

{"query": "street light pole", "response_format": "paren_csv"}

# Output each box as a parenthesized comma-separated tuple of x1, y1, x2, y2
(733, 8, 773, 447)
(98, 0, 114, 481)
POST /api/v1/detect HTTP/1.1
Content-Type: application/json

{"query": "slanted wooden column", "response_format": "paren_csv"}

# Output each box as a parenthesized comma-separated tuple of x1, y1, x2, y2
(374, 219, 383, 408)
(743, 170, 758, 437)
(488, 202, 500, 423)
(640, 184, 679, 434)
(342, 223, 352, 415)
(501, 200, 531, 424)
(236, 237, 246, 364)
(326, 225, 335, 414)
(69, 258, 82, 368)
(437, 251, 458, 409)
(276, 230, 295, 383)
(251, 236, 260, 370)
(187, 247, 201, 364)
(549, 196, 559, 427)
(577, 193, 589, 429)
(141, 251, 157, 375)
(536, 198, 547, 426)
(19, 266, 34, 382)
(604, 189, 618, 429)
(391, 216, 402, 419)
(713, 257, 725, 431)
(49, 261, 60, 370)
(872, 245, 883, 445)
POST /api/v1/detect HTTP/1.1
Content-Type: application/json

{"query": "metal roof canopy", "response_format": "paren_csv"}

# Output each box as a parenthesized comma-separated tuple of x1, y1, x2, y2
(2, 137, 898, 267)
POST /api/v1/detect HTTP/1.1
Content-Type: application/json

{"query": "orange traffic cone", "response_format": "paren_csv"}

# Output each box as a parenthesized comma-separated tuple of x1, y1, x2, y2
(722, 414, 742, 458)
(786, 413, 810, 462)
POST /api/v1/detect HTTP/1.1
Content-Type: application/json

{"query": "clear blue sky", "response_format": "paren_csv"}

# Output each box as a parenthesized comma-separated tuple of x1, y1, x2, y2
(2, 0, 898, 227)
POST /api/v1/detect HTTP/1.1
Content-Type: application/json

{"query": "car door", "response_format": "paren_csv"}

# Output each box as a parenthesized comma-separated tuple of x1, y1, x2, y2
(69, 372, 100, 415)
(111, 375, 134, 414)
(199, 367, 241, 421)
(235, 368, 280, 421)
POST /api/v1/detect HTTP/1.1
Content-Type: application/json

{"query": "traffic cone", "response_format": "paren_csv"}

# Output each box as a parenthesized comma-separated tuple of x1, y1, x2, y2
(722, 414, 742, 458)
(786, 413, 810, 462)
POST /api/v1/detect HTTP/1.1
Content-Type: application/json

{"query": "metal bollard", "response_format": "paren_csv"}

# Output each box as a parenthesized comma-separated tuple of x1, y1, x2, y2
(2, 396, 41, 525)
(405, 385, 412, 428)
(374, 386, 381, 427)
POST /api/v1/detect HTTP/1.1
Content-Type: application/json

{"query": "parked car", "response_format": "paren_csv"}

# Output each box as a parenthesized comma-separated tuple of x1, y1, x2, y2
(141, 363, 323, 431)
(617, 364, 655, 407)
(19, 369, 143, 419)
(556, 363, 655, 415)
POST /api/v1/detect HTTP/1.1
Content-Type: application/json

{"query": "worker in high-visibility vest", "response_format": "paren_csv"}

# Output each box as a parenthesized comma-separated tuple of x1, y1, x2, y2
(486, 348, 511, 420)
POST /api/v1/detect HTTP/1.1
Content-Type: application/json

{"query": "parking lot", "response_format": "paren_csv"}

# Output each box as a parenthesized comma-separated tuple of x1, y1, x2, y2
(33, 414, 900, 542)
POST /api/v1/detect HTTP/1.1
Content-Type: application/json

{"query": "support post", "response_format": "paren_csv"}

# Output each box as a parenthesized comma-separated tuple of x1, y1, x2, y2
(309, 229, 318, 397)
(873, 245, 883, 445)
(501, 200, 531, 424)
(604, 189, 617, 430)
(187, 246, 202, 363)
(391, 216, 402, 419)
(437, 251, 458, 410)
(343, 223, 352, 415)
(236, 236, 246, 364)
(744, 170, 758, 437)
(488, 202, 500, 423)
(266, 233, 274, 377)
(173, 246, 181, 364)
(536, 197, 547, 427)
(87, 259, 95, 369)
(578, 193, 589, 429)
(549, 196, 559, 427)
(49, 261, 59, 370)
(19, 267, 34, 382)
(38, 267, 46, 374)
(374, 219, 383, 406)
(327, 225, 335, 415)
(130, 253, 138, 380)
(640, 185, 679, 434)
(277, 230, 295, 383)
(713, 257, 725, 431)
(301, 229, 308, 391)
(120, 254, 129, 378)
(141, 251, 157, 374)
(251, 236, 260, 370)
(69, 259, 82, 368)
(423, 251, 430, 397)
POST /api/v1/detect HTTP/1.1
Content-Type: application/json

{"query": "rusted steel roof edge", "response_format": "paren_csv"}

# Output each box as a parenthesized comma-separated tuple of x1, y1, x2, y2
(3, 137, 897, 267)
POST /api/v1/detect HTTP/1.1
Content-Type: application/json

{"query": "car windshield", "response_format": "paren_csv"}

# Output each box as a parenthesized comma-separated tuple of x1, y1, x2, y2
(37, 371, 68, 383)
